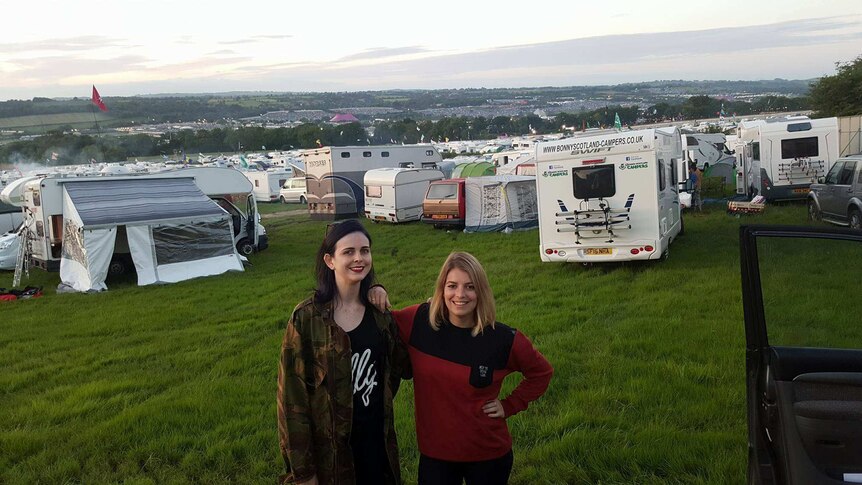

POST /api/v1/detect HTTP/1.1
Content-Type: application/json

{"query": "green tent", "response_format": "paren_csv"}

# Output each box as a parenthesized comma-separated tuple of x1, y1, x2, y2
(452, 162, 495, 178)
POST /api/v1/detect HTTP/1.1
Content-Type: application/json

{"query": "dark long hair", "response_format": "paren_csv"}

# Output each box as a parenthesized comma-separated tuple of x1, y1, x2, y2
(313, 219, 376, 306)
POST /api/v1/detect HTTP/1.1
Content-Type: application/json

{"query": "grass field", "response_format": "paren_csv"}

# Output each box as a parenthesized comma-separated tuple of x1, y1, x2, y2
(0, 204, 816, 484)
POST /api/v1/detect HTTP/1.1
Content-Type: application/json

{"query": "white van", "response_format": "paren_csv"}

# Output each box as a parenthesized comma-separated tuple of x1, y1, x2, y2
(279, 177, 307, 204)
(363, 168, 444, 223)
(535, 128, 683, 262)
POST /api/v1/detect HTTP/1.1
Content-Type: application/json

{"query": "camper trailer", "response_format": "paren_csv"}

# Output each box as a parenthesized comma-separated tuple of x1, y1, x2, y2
(17, 167, 266, 275)
(302, 145, 442, 220)
(734, 116, 839, 200)
(535, 128, 683, 263)
(243, 168, 293, 203)
(363, 168, 444, 223)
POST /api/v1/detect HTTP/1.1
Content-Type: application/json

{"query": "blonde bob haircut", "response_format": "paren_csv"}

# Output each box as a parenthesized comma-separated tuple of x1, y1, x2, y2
(429, 252, 496, 336)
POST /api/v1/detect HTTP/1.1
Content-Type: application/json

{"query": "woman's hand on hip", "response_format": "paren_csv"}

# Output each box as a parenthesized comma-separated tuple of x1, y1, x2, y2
(482, 399, 506, 419)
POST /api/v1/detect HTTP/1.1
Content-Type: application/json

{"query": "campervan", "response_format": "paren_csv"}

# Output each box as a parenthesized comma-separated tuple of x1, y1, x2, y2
(243, 168, 293, 202)
(680, 133, 736, 185)
(0, 201, 22, 236)
(734, 116, 839, 200)
(422, 179, 466, 228)
(535, 128, 683, 262)
(17, 167, 266, 273)
(302, 145, 442, 220)
(363, 168, 444, 223)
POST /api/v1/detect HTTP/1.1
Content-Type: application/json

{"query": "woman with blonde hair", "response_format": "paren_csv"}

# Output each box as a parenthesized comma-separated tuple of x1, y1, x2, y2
(370, 252, 553, 485)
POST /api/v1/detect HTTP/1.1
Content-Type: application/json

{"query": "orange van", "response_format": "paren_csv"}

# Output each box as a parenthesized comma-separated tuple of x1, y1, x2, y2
(421, 178, 465, 227)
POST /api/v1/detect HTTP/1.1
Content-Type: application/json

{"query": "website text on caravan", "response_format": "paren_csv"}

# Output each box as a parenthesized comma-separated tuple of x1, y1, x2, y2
(544, 135, 646, 155)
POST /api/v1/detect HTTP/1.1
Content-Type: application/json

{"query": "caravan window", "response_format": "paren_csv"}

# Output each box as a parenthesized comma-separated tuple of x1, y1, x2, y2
(421, 162, 437, 168)
(658, 159, 666, 191)
(340, 152, 351, 158)
(366, 185, 382, 198)
(425, 150, 434, 156)
(572, 165, 615, 200)
(752, 142, 760, 161)
(787, 122, 812, 132)
(781, 137, 818, 159)
(381, 151, 390, 158)
(670, 158, 679, 192)
(363, 151, 372, 157)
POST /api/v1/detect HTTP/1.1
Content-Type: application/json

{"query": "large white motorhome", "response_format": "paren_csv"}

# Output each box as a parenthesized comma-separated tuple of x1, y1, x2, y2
(535, 128, 683, 263)
(679, 132, 736, 186)
(734, 116, 839, 200)
(16, 167, 266, 272)
(302, 145, 442, 220)
(242, 168, 293, 203)
(363, 168, 444, 223)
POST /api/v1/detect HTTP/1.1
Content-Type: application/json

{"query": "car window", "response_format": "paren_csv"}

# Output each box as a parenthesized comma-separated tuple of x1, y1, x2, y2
(756, 235, 862, 349)
(825, 161, 844, 184)
(838, 161, 857, 185)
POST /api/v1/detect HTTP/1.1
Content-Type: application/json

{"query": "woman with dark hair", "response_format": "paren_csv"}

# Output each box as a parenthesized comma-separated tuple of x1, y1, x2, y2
(370, 252, 553, 485)
(277, 219, 409, 485)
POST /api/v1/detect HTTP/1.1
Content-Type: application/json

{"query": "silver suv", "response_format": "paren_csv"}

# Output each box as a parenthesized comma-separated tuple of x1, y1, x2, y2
(808, 154, 862, 229)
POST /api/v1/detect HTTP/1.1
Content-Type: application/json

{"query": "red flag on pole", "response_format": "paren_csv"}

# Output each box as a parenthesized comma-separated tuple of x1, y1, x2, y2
(91, 85, 108, 112)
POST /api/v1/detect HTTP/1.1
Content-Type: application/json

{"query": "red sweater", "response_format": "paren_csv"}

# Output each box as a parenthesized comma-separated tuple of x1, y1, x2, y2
(393, 303, 553, 462)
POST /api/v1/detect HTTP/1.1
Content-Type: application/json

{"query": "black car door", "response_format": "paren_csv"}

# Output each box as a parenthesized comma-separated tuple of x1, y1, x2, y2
(741, 225, 862, 485)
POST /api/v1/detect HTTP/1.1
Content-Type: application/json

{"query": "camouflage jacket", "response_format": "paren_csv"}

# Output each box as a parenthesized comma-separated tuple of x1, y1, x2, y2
(277, 297, 409, 485)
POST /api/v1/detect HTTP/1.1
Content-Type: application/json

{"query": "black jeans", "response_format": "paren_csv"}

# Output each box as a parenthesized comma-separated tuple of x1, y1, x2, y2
(418, 450, 514, 485)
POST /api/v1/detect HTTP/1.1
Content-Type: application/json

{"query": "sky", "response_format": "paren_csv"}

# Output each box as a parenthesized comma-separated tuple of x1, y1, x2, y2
(1, 0, 861, 101)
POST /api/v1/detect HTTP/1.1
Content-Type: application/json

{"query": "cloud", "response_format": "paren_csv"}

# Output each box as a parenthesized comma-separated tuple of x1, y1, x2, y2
(0, 35, 130, 54)
(218, 34, 293, 45)
(2, 16, 860, 99)
(338, 46, 430, 61)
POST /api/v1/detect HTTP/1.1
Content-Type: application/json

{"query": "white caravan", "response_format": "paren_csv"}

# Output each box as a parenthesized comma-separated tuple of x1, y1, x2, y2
(243, 168, 293, 203)
(363, 168, 444, 223)
(302, 145, 442, 219)
(17, 167, 266, 273)
(734, 116, 839, 200)
(535, 128, 683, 263)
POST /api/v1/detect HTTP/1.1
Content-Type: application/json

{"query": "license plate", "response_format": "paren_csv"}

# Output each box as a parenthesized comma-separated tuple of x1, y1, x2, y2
(585, 248, 613, 255)
(374, 215, 387, 220)
(431, 214, 449, 219)
(792, 188, 810, 194)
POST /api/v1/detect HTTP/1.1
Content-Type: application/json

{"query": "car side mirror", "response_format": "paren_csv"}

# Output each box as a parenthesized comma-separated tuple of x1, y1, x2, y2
(817, 177, 825, 184)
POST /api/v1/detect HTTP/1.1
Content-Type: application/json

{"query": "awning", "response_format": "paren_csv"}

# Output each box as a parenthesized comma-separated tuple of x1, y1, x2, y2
(63, 178, 226, 227)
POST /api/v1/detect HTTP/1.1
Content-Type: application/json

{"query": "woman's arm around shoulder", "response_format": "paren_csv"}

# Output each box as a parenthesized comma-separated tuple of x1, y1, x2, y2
(499, 330, 554, 419)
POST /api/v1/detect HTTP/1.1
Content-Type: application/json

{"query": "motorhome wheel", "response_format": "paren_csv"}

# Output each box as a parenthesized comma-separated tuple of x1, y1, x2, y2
(108, 258, 128, 276)
(237, 239, 255, 256)
(299, 195, 306, 205)
(279, 196, 287, 204)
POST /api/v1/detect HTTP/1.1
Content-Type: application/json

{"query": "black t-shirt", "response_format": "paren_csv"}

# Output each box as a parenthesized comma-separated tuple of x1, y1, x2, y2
(348, 306, 388, 484)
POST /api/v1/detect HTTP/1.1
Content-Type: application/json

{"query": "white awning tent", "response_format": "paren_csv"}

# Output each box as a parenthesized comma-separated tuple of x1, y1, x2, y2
(464, 175, 539, 233)
(59, 178, 242, 292)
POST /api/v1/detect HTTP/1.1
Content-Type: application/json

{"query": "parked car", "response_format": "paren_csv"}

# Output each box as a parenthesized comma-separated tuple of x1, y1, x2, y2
(807, 154, 862, 229)
(740, 225, 862, 484)
(279, 177, 307, 204)
(421, 178, 465, 228)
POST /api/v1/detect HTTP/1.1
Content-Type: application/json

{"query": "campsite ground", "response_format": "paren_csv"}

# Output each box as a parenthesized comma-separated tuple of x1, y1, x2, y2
(0, 203, 816, 484)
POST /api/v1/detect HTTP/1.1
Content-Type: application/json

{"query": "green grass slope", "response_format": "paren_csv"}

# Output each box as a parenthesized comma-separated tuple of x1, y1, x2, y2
(0, 204, 813, 484)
